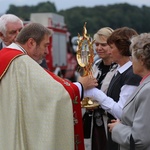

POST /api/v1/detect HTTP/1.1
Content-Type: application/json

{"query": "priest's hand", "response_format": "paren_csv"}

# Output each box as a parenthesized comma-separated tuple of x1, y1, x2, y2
(78, 76, 98, 90)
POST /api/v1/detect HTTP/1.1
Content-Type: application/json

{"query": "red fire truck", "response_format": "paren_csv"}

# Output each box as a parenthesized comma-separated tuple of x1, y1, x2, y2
(30, 13, 77, 80)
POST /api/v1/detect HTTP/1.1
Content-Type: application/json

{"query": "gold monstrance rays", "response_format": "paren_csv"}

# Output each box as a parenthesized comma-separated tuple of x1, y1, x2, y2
(76, 22, 95, 77)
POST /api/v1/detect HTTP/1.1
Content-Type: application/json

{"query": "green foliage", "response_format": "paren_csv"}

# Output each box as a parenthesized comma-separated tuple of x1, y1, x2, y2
(5, 2, 150, 36)
(6, 1, 57, 21)
(59, 3, 150, 36)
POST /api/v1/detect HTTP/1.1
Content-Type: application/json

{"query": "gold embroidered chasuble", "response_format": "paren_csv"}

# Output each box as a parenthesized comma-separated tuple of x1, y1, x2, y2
(0, 48, 84, 150)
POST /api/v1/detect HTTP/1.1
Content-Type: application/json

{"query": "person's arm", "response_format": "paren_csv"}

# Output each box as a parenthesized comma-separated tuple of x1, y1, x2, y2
(84, 84, 138, 119)
(73, 76, 98, 100)
(78, 76, 98, 90)
(73, 82, 84, 100)
(111, 87, 150, 149)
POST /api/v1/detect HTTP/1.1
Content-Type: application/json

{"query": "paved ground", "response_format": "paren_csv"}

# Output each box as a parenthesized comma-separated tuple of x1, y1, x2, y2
(84, 138, 91, 150)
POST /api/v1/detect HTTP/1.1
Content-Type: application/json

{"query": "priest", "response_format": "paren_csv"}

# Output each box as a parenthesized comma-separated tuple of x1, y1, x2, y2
(0, 23, 97, 150)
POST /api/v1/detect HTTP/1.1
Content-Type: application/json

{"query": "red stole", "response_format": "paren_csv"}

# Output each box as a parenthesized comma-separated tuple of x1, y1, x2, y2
(0, 48, 24, 79)
(46, 70, 85, 150)
(0, 48, 85, 150)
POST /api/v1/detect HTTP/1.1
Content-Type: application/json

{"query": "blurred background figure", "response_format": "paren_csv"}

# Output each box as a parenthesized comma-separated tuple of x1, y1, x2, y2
(61, 35, 78, 81)
(0, 14, 23, 49)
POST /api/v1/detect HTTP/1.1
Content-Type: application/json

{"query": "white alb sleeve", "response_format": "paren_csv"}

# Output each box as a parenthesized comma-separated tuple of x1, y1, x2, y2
(73, 82, 83, 99)
(84, 88, 121, 118)
(84, 85, 138, 119)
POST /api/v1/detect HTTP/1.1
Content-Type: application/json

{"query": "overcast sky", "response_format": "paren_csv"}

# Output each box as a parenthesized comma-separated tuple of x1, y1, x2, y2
(0, 0, 150, 14)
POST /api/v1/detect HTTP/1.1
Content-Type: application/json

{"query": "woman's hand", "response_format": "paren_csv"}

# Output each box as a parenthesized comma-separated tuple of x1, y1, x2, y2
(108, 119, 120, 132)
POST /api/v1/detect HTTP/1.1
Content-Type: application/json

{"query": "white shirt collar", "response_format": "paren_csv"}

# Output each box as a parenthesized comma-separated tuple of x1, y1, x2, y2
(117, 61, 132, 74)
(7, 43, 27, 54)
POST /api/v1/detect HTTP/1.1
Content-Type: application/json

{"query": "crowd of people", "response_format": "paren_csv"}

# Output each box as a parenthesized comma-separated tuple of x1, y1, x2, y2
(1, 13, 150, 150)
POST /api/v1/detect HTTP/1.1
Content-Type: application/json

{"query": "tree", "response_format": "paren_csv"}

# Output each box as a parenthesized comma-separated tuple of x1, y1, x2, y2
(6, 1, 57, 21)
(4, 2, 150, 36)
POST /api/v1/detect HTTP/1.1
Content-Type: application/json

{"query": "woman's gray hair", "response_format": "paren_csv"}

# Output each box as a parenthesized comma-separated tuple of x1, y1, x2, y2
(130, 33, 150, 69)
(0, 14, 23, 36)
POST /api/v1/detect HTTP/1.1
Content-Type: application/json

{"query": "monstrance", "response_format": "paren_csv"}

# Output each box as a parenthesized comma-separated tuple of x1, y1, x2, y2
(76, 22, 99, 109)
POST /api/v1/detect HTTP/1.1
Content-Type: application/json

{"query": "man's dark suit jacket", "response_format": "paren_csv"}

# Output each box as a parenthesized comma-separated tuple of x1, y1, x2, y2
(0, 42, 3, 50)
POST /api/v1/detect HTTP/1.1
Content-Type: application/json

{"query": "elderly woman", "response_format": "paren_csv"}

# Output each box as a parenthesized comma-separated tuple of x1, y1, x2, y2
(108, 33, 150, 150)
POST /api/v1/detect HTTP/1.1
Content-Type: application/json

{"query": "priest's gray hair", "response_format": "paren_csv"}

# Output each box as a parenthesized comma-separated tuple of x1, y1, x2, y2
(16, 22, 53, 45)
